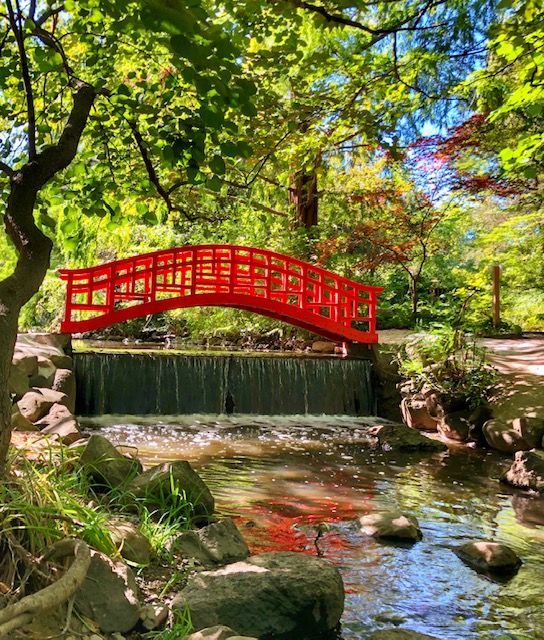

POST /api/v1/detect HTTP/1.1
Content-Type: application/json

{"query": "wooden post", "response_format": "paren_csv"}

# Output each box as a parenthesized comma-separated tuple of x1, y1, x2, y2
(492, 264, 501, 329)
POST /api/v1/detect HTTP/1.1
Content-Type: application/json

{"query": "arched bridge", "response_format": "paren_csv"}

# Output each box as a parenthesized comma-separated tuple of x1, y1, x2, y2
(59, 245, 383, 343)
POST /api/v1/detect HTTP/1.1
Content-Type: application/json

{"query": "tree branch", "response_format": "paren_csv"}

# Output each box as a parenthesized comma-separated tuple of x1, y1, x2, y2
(6, 0, 37, 159)
(0, 162, 14, 177)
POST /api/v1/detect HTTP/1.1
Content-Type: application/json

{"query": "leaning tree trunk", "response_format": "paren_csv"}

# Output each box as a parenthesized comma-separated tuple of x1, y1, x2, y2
(0, 84, 96, 474)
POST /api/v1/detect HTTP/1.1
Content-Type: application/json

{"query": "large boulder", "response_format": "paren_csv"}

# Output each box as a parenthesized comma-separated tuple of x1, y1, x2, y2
(369, 631, 440, 640)
(483, 417, 544, 454)
(52, 368, 76, 413)
(502, 450, 544, 493)
(172, 552, 344, 639)
(79, 434, 142, 489)
(173, 518, 249, 566)
(16, 332, 71, 352)
(17, 390, 53, 422)
(107, 519, 152, 564)
(74, 551, 140, 633)
(32, 387, 69, 407)
(311, 341, 336, 354)
(36, 404, 83, 444)
(371, 423, 447, 453)
(454, 541, 521, 576)
(512, 494, 544, 528)
(127, 460, 214, 519)
(359, 511, 422, 542)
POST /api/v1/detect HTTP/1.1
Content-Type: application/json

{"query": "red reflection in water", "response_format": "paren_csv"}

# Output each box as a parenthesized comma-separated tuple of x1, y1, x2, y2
(233, 495, 360, 561)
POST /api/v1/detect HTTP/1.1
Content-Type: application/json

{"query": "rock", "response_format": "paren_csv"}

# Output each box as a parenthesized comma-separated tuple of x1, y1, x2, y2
(107, 519, 153, 564)
(173, 518, 249, 566)
(140, 603, 169, 631)
(400, 398, 439, 431)
(454, 541, 521, 575)
(372, 423, 447, 452)
(172, 552, 344, 639)
(512, 494, 544, 528)
(17, 391, 53, 422)
(12, 353, 38, 377)
(36, 404, 83, 444)
(29, 355, 57, 387)
(185, 626, 246, 640)
(438, 410, 471, 442)
(16, 332, 71, 352)
(79, 434, 143, 489)
(74, 551, 140, 633)
(11, 404, 39, 431)
(128, 460, 214, 519)
(502, 450, 544, 493)
(483, 417, 544, 454)
(311, 340, 336, 354)
(359, 511, 422, 542)
(52, 368, 76, 413)
(32, 387, 69, 407)
(369, 631, 441, 639)
(48, 353, 73, 369)
(8, 364, 29, 397)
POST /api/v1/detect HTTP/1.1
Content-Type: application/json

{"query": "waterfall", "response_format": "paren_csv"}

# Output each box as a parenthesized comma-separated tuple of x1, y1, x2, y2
(74, 352, 375, 416)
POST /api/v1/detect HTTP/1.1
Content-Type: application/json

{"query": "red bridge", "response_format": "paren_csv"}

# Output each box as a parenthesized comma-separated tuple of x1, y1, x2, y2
(59, 245, 382, 343)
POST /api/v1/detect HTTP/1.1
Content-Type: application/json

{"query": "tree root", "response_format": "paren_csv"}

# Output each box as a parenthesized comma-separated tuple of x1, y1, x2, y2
(0, 538, 91, 638)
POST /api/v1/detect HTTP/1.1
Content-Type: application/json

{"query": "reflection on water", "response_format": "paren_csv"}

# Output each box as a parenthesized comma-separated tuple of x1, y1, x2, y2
(83, 415, 544, 640)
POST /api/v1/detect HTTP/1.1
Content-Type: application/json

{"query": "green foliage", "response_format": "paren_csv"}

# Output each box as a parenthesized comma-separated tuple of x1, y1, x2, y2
(396, 327, 499, 408)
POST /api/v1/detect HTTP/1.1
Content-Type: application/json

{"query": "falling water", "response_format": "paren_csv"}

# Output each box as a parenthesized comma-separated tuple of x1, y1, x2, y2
(74, 352, 375, 416)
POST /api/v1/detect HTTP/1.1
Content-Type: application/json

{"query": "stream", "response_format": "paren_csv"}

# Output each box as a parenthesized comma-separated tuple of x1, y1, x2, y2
(82, 414, 544, 640)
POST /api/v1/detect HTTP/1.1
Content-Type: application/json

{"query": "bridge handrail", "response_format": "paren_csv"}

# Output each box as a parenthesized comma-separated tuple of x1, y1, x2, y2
(59, 244, 383, 342)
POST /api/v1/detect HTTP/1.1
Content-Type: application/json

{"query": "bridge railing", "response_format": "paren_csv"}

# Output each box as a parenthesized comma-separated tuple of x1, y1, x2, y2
(59, 245, 383, 341)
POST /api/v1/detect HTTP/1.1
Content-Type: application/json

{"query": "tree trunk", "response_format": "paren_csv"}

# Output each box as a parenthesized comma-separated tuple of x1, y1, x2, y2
(0, 83, 96, 474)
(409, 275, 419, 322)
(289, 164, 319, 229)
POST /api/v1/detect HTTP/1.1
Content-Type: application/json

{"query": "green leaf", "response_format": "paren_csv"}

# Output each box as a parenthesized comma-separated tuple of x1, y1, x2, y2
(208, 155, 225, 175)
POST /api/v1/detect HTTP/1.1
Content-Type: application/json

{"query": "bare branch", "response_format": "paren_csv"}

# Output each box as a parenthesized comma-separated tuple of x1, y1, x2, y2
(6, 0, 37, 159)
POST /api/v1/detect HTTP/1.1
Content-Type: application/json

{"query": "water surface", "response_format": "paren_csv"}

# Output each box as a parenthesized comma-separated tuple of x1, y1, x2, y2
(83, 415, 544, 640)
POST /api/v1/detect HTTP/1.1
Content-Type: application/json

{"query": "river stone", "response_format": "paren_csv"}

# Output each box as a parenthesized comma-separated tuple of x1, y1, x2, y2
(369, 631, 441, 639)
(36, 404, 83, 444)
(79, 434, 143, 489)
(502, 450, 544, 493)
(8, 364, 30, 397)
(16, 332, 71, 352)
(400, 398, 439, 431)
(372, 423, 447, 452)
(482, 418, 544, 454)
(17, 390, 53, 422)
(52, 368, 76, 412)
(140, 603, 169, 631)
(128, 460, 214, 519)
(172, 552, 344, 639)
(107, 519, 152, 564)
(454, 541, 521, 575)
(185, 626, 256, 640)
(512, 494, 544, 527)
(74, 550, 140, 633)
(12, 352, 38, 377)
(173, 518, 249, 566)
(438, 410, 471, 442)
(359, 511, 422, 542)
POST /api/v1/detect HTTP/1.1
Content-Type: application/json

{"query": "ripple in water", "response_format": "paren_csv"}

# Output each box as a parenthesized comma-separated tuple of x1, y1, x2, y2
(82, 414, 544, 640)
